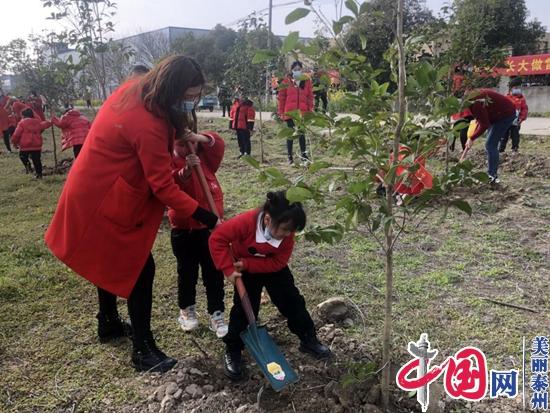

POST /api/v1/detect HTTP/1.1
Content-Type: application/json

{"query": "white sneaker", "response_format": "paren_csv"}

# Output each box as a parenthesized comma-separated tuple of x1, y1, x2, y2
(209, 311, 228, 338)
(489, 176, 501, 185)
(178, 306, 199, 331)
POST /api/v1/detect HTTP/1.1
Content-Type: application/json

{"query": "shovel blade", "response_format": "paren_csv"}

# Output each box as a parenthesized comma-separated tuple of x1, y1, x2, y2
(240, 324, 299, 392)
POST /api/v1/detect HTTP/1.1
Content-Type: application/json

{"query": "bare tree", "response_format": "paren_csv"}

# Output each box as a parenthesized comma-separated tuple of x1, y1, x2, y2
(127, 29, 172, 67)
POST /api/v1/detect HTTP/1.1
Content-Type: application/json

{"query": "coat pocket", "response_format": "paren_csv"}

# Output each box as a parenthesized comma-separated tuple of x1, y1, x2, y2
(98, 176, 149, 229)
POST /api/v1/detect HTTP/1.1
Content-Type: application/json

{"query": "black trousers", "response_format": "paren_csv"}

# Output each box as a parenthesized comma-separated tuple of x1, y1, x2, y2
(19, 151, 42, 177)
(73, 144, 82, 159)
(286, 119, 307, 160)
(171, 228, 224, 314)
(314, 91, 328, 112)
(500, 125, 520, 152)
(97, 254, 156, 343)
(236, 129, 251, 155)
(222, 103, 231, 117)
(223, 266, 315, 352)
(2, 126, 14, 152)
(450, 120, 469, 152)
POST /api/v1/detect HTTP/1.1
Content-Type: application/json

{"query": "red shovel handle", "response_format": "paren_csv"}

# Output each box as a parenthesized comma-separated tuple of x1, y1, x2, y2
(185, 139, 256, 325)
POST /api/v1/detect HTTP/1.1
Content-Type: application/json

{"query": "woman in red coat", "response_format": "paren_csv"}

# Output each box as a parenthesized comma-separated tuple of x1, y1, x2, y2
(51, 106, 91, 159)
(44, 55, 219, 373)
(277, 61, 314, 164)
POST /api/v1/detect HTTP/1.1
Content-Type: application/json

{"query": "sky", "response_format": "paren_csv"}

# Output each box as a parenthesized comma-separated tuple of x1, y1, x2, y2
(1, 0, 549, 45)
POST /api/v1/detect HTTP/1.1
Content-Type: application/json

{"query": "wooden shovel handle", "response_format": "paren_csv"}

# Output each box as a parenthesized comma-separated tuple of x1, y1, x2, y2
(185, 140, 256, 325)
(459, 146, 470, 162)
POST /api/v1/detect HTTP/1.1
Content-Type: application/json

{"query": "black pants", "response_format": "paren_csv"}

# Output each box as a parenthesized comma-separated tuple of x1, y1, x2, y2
(286, 119, 307, 160)
(171, 228, 224, 314)
(73, 144, 82, 159)
(222, 103, 231, 117)
(97, 254, 156, 344)
(2, 126, 14, 152)
(450, 120, 469, 152)
(499, 125, 520, 152)
(19, 151, 42, 177)
(314, 91, 328, 112)
(223, 267, 315, 352)
(236, 129, 251, 155)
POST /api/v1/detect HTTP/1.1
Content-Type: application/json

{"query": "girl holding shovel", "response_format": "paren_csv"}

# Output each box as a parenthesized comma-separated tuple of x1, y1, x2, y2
(209, 191, 331, 380)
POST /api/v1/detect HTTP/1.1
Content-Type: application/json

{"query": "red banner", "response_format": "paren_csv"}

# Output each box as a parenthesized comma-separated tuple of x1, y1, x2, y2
(495, 54, 550, 76)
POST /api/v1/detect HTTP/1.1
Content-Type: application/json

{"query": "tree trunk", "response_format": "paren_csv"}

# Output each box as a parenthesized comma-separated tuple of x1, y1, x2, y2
(381, 0, 406, 410)
(258, 97, 265, 164)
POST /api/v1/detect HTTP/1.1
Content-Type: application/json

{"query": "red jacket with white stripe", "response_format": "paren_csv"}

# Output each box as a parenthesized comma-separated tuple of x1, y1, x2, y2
(209, 209, 295, 276)
(232, 101, 255, 130)
(506, 93, 528, 123)
(277, 75, 314, 121)
(11, 118, 51, 151)
(168, 132, 225, 230)
(51, 110, 91, 151)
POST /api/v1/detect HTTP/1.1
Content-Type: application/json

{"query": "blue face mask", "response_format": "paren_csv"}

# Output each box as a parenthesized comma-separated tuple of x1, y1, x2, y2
(173, 100, 195, 113)
(511, 88, 522, 96)
(292, 70, 302, 79)
(263, 225, 273, 241)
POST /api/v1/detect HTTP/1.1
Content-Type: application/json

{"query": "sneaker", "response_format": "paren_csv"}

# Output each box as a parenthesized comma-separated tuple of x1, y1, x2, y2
(209, 311, 228, 338)
(288, 157, 294, 165)
(178, 305, 199, 331)
(489, 176, 501, 185)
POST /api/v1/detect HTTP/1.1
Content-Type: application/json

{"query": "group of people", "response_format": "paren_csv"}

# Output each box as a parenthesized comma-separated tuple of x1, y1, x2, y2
(44, 55, 331, 380)
(0, 91, 91, 179)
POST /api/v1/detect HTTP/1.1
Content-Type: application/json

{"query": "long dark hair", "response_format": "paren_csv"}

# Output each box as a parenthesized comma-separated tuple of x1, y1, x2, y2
(262, 191, 306, 231)
(121, 55, 205, 139)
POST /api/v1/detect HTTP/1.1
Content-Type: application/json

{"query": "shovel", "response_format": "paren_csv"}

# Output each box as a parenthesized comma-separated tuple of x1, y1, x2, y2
(185, 139, 299, 391)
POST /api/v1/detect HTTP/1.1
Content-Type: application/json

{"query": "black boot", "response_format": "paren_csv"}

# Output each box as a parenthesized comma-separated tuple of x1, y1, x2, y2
(223, 351, 244, 381)
(97, 312, 132, 343)
(299, 332, 332, 359)
(132, 338, 177, 373)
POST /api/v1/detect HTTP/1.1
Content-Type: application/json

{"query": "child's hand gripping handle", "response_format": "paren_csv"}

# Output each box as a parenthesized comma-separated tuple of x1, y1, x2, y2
(185, 140, 256, 326)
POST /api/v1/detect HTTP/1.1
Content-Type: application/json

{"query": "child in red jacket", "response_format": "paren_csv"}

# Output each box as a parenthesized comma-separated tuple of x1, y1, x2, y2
(277, 61, 314, 164)
(169, 130, 228, 338)
(229, 98, 240, 130)
(209, 191, 331, 381)
(500, 80, 528, 154)
(232, 98, 255, 158)
(51, 105, 91, 159)
(11, 108, 51, 178)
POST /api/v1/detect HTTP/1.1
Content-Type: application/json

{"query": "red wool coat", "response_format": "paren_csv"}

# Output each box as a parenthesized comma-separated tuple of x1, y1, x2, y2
(507, 94, 528, 123)
(44, 80, 200, 298)
(277, 76, 314, 121)
(51, 110, 91, 151)
(11, 118, 51, 151)
(168, 133, 225, 230)
(209, 209, 295, 276)
(468, 89, 516, 141)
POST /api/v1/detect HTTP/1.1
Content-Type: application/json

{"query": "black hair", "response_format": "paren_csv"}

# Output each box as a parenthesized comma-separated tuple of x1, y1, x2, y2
(22, 108, 34, 118)
(131, 64, 150, 75)
(291, 61, 303, 70)
(262, 191, 306, 231)
(509, 77, 522, 88)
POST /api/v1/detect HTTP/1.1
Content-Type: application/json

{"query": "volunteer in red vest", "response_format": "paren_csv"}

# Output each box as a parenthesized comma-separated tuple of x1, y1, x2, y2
(465, 89, 516, 184)
(45, 55, 219, 373)
(277, 61, 314, 164)
(499, 79, 528, 154)
(51, 105, 91, 159)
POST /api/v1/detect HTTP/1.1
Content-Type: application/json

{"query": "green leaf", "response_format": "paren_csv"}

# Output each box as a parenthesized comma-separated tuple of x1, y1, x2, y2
(308, 161, 331, 174)
(286, 187, 313, 203)
(451, 199, 472, 216)
(359, 33, 367, 50)
(285, 8, 310, 25)
(281, 31, 299, 53)
(242, 155, 260, 169)
(263, 167, 291, 186)
(359, 1, 369, 15)
(333, 20, 343, 35)
(345, 0, 359, 16)
(252, 49, 277, 64)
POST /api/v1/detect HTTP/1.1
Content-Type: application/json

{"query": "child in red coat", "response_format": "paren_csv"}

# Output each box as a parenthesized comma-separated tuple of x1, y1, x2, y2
(11, 108, 51, 178)
(209, 191, 331, 381)
(232, 99, 255, 158)
(500, 79, 528, 153)
(229, 98, 240, 130)
(51, 105, 91, 159)
(169, 130, 228, 338)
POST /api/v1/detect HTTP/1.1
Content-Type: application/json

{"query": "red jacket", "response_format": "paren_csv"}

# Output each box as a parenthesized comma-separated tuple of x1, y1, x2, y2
(11, 101, 31, 124)
(277, 76, 314, 121)
(29, 96, 45, 120)
(209, 209, 295, 277)
(229, 100, 240, 129)
(51, 110, 91, 151)
(0, 106, 9, 132)
(468, 89, 516, 141)
(44, 80, 200, 298)
(507, 93, 528, 123)
(232, 102, 255, 130)
(451, 108, 472, 123)
(11, 118, 51, 151)
(168, 132, 224, 230)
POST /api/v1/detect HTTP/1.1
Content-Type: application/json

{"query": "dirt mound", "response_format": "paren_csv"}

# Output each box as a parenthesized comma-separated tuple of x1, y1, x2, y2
(499, 152, 550, 177)
(42, 158, 74, 175)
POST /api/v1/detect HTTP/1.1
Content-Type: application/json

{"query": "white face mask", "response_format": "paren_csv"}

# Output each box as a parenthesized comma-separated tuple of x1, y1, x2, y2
(511, 88, 522, 96)
(173, 100, 195, 113)
(292, 70, 302, 80)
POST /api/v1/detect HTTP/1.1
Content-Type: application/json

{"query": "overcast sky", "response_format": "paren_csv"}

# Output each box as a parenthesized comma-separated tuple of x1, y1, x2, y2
(1, 0, 548, 45)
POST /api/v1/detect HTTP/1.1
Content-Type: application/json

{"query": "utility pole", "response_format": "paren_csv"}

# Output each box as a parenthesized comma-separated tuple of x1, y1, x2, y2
(265, 0, 273, 104)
